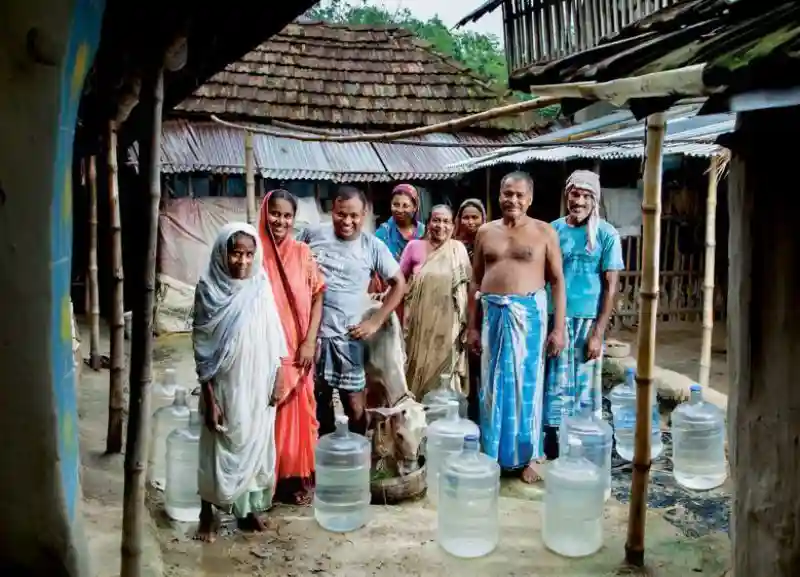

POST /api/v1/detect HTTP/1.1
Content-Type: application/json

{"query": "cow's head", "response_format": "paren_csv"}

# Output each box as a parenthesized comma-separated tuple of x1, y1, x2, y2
(367, 400, 426, 476)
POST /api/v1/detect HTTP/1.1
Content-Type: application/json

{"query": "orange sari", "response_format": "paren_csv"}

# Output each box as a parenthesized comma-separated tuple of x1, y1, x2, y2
(259, 198, 325, 497)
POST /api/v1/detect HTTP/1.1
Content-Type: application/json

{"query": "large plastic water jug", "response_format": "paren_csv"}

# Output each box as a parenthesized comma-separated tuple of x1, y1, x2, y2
(165, 409, 202, 522)
(438, 434, 500, 558)
(148, 387, 191, 490)
(671, 384, 727, 490)
(425, 400, 479, 505)
(421, 374, 468, 425)
(543, 437, 604, 557)
(609, 367, 663, 461)
(314, 414, 371, 532)
(559, 404, 613, 501)
(152, 367, 181, 411)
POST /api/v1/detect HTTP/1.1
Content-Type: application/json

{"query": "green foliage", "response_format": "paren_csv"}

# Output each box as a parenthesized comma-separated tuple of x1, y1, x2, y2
(305, 0, 561, 120)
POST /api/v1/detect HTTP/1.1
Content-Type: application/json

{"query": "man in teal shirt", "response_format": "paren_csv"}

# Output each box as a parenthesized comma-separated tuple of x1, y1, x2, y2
(544, 170, 624, 457)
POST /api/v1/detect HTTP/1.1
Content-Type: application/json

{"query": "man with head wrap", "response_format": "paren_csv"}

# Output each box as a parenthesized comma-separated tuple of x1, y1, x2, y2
(543, 170, 624, 457)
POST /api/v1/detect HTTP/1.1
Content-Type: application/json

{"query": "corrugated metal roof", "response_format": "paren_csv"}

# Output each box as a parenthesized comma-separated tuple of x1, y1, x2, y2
(447, 105, 733, 171)
(371, 134, 473, 180)
(455, 132, 532, 157)
(129, 120, 533, 181)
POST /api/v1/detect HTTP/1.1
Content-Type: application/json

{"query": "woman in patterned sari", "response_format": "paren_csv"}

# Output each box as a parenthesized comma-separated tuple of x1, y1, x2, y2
(259, 189, 325, 505)
(399, 205, 471, 399)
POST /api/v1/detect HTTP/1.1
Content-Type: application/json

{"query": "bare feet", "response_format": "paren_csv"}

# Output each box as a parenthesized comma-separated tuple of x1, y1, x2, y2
(294, 490, 313, 506)
(194, 503, 217, 543)
(521, 459, 548, 484)
(250, 513, 268, 532)
(237, 513, 268, 532)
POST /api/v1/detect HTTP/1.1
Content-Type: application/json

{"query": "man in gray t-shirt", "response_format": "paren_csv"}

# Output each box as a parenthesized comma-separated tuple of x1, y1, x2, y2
(298, 186, 405, 435)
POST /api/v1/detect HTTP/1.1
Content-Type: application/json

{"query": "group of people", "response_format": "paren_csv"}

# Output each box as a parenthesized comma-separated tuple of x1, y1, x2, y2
(190, 168, 622, 540)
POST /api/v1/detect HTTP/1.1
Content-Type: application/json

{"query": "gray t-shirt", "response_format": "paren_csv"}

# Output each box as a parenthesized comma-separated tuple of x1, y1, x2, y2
(298, 225, 400, 338)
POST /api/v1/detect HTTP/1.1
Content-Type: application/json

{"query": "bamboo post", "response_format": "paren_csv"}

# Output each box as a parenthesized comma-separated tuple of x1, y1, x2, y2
(106, 120, 125, 454)
(485, 167, 492, 221)
(625, 112, 666, 569)
(121, 65, 163, 577)
(88, 156, 102, 370)
(699, 155, 720, 388)
(245, 130, 256, 225)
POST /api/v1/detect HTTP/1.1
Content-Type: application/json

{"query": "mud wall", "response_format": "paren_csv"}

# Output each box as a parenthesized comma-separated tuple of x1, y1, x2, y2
(0, 0, 104, 574)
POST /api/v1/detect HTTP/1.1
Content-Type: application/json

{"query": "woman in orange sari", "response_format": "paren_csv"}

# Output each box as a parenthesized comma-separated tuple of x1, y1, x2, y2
(259, 189, 325, 505)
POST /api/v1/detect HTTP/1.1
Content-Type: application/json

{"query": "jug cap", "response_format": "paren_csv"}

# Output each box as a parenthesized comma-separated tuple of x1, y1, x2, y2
(690, 384, 701, 392)
(335, 414, 349, 425)
(625, 367, 635, 376)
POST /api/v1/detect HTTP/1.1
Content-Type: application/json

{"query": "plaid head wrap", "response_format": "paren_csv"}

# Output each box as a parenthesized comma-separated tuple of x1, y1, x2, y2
(565, 170, 602, 253)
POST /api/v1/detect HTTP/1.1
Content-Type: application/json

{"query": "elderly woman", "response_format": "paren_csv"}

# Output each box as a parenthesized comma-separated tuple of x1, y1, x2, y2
(399, 205, 471, 399)
(543, 170, 624, 457)
(194, 223, 287, 542)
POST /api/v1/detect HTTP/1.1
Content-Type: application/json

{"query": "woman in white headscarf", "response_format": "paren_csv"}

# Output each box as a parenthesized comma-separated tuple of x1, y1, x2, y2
(193, 222, 287, 542)
(543, 170, 624, 457)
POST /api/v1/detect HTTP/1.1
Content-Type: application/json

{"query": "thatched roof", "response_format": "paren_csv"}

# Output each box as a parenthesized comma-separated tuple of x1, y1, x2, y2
(175, 21, 534, 131)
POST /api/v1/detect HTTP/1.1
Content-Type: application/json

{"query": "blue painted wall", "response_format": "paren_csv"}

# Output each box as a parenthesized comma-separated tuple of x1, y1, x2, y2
(50, 0, 105, 522)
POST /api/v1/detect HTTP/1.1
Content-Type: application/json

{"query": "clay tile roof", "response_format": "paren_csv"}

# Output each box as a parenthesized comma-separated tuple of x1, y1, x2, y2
(175, 21, 536, 131)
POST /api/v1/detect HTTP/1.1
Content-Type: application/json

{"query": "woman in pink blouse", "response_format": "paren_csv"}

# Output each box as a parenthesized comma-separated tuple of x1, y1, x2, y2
(399, 205, 471, 399)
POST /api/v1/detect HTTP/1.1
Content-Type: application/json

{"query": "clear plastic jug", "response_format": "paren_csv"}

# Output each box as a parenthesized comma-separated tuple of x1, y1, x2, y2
(152, 367, 181, 411)
(559, 404, 613, 500)
(425, 400, 479, 505)
(438, 434, 500, 558)
(609, 367, 663, 461)
(543, 437, 604, 558)
(671, 384, 727, 490)
(149, 387, 191, 490)
(421, 374, 468, 425)
(165, 409, 202, 522)
(314, 414, 371, 532)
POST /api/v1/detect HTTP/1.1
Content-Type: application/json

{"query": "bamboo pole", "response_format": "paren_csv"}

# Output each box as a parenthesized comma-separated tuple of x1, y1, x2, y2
(244, 130, 256, 225)
(88, 156, 102, 371)
(210, 94, 561, 143)
(625, 112, 666, 569)
(106, 120, 125, 454)
(485, 166, 492, 221)
(699, 155, 720, 388)
(121, 65, 163, 577)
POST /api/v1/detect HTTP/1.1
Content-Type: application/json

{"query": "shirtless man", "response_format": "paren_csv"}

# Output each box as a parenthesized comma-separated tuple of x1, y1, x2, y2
(467, 171, 566, 483)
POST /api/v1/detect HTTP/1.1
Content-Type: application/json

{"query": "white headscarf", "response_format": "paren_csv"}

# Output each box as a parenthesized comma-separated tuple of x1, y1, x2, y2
(193, 222, 287, 508)
(565, 170, 602, 253)
(193, 222, 269, 381)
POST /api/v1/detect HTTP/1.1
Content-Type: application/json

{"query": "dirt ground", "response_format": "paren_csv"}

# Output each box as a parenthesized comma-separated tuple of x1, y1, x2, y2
(611, 321, 728, 395)
(77, 321, 730, 577)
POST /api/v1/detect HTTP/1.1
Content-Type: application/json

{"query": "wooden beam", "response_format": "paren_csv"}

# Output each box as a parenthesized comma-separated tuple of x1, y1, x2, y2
(121, 65, 163, 577)
(728, 108, 800, 577)
(625, 112, 665, 569)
